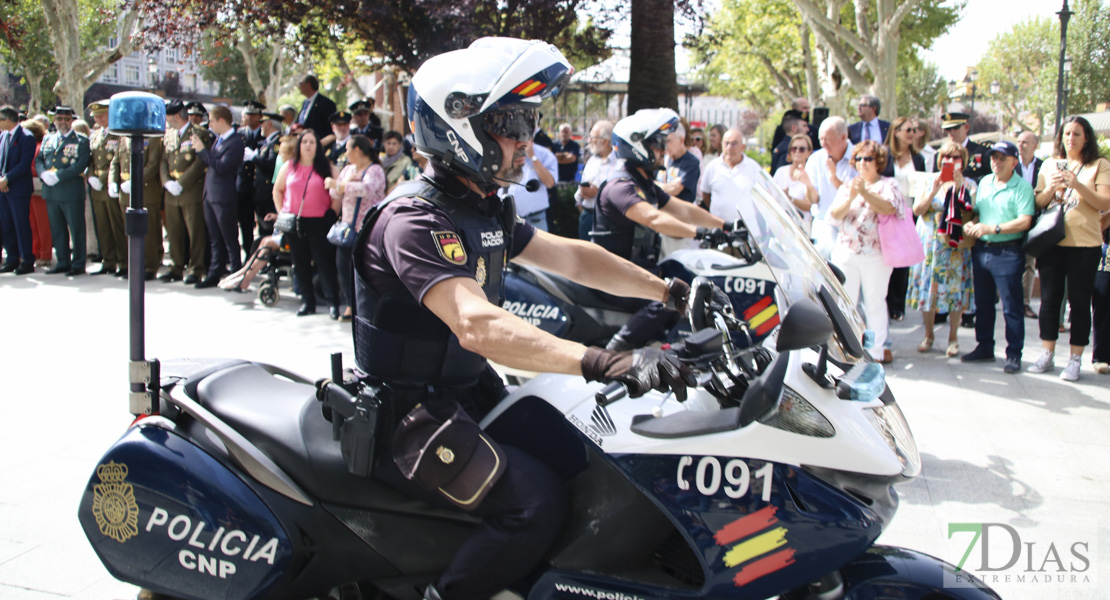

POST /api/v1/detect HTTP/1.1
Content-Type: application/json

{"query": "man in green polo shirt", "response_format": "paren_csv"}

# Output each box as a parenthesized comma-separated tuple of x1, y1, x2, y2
(961, 141, 1035, 373)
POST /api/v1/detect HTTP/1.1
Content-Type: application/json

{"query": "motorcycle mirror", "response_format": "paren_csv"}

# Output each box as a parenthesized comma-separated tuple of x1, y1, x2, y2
(776, 297, 833, 352)
(738, 351, 789, 427)
(826, 261, 847, 285)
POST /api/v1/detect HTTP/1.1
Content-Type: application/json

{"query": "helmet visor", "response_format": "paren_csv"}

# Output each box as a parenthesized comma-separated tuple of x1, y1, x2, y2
(482, 107, 538, 143)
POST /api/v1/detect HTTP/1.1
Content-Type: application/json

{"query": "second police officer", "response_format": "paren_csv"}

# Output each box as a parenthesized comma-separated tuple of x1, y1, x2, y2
(591, 108, 731, 351)
(352, 38, 694, 600)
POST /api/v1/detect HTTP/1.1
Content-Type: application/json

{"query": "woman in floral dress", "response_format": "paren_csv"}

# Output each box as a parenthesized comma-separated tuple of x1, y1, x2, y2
(907, 141, 976, 357)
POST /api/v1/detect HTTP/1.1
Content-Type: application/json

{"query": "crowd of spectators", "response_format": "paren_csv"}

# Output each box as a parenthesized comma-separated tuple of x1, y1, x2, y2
(2, 84, 1109, 380)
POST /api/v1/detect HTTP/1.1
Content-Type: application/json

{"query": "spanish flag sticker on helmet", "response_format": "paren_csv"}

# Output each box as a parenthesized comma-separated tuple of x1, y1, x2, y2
(432, 231, 467, 265)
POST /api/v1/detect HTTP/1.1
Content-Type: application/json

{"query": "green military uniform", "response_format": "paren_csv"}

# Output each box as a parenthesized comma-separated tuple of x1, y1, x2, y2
(111, 136, 165, 277)
(87, 124, 124, 272)
(160, 121, 210, 279)
(35, 117, 91, 272)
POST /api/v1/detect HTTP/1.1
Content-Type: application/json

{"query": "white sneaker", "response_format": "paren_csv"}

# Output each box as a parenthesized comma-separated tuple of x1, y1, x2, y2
(1027, 349, 1055, 373)
(1060, 354, 1081, 382)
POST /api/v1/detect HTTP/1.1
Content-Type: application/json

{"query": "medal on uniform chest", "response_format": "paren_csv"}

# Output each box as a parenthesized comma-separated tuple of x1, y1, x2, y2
(475, 257, 487, 286)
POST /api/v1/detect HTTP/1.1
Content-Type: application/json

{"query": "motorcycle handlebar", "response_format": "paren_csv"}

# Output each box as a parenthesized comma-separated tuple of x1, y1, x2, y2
(595, 381, 627, 406)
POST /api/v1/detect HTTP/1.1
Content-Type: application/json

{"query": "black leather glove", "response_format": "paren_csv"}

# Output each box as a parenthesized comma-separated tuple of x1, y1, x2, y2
(663, 277, 690, 314)
(582, 347, 696, 402)
(721, 220, 737, 232)
(695, 227, 730, 248)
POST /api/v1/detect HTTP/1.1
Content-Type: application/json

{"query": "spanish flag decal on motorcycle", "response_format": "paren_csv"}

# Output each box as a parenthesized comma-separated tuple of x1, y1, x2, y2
(432, 231, 467, 265)
(714, 505, 795, 587)
(743, 296, 780, 336)
(510, 79, 547, 97)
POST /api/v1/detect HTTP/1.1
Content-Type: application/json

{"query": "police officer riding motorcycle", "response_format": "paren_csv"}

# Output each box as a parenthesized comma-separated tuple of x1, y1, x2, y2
(591, 108, 734, 351)
(351, 38, 695, 600)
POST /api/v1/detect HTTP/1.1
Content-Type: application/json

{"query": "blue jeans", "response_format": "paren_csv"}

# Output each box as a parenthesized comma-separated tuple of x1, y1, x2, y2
(971, 243, 1025, 359)
(522, 209, 547, 232)
(578, 208, 593, 241)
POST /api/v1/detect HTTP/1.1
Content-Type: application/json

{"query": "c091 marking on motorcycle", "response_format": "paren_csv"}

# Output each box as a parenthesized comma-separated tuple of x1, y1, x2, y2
(675, 455, 774, 502)
(719, 276, 767, 296)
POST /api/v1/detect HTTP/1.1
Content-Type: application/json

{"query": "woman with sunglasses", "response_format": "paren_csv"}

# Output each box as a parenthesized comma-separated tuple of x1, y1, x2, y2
(883, 117, 927, 323)
(688, 127, 705, 160)
(772, 133, 818, 235)
(828, 140, 905, 363)
(907, 141, 976, 357)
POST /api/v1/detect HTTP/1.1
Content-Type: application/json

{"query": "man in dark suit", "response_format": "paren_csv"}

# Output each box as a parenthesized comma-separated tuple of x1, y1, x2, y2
(253, 112, 283, 238)
(194, 105, 245, 288)
(0, 105, 38, 274)
(771, 97, 818, 150)
(770, 115, 809, 174)
(349, 99, 383, 151)
(237, 100, 266, 261)
(295, 74, 337, 141)
(1016, 130, 1044, 318)
(848, 95, 890, 145)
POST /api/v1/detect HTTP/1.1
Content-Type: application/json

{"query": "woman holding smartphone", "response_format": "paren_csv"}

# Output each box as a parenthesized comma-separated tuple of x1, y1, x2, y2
(907, 142, 976, 356)
(1028, 116, 1110, 381)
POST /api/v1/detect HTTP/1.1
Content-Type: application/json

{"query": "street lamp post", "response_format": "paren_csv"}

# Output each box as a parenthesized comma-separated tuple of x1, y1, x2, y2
(1055, 0, 1074, 134)
(968, 69, 978, 134)
(991, 80, 1002, 131)
(1063, 57, 1073, 120)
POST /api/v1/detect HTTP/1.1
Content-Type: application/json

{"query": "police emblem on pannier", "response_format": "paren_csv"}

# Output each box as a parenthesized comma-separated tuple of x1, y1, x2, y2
(91, 461, 140, 543)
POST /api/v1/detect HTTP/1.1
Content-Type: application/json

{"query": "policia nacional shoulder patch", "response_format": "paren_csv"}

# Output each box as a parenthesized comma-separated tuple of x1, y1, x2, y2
(432, 231, 467, 265)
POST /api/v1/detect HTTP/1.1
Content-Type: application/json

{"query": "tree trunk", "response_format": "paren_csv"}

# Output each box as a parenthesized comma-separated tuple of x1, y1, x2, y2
(25, 72, 44, 115)
(627, 0, 678, 114)
(41, 0, 141, 111)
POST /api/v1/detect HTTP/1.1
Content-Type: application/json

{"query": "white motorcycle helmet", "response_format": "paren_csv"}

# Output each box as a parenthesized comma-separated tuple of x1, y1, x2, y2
(408, 37, 573, 191)
(612, 108, 681, 172)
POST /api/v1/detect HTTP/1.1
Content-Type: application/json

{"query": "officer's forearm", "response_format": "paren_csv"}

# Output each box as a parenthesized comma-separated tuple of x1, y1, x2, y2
(424, 278, 588, 376)
(515, 234, 666, 303)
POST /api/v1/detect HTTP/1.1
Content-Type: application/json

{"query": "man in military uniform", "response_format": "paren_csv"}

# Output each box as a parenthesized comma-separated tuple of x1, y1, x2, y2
(237, 100, 266, 260)
(940, 111, 991, 181)
(349, 99, 383, 150)
(36, 106, 91, 275)
(322, 111, 352, 167)
(186, 102, 207, 130)
(252, 112, 283, 238)
(355, 38, 692, 600)
(111, 127, 165, 280)
(85, 100, 125, 276)
(159, 99, 210, 284)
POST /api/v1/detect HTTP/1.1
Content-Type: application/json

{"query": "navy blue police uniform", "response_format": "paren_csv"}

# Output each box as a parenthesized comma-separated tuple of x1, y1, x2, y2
(591, 170, 681, 347)
(353, 163, 567, 600)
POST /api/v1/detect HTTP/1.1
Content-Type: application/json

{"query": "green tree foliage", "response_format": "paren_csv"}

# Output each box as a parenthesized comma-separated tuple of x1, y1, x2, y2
(975, 17, 1058, 137)
(0, 0, 56, 111)
(691, 0, 807, 110)
(198, 29, 270, 101)
(1066, 0, 1110, 114)
(693, 0, 960, 116)
(895, 59, 945, 120)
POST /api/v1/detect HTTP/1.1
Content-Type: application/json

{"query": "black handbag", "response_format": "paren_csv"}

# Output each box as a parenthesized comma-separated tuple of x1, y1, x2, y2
(275, 170, 312, 237)
(327, 195, 363, 247)
(1022, 203, 1067, 258)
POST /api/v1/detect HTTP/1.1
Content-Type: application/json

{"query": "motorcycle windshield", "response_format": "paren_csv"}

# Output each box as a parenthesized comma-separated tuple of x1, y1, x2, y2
(741, 175, 868, 363)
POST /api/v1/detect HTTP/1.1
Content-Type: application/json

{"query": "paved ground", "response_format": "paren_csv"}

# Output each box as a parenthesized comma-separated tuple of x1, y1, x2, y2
(0, 270, 1107, 600)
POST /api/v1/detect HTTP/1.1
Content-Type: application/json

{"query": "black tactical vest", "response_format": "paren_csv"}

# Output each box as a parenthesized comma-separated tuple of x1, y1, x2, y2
(352, 178, 515, 388)
(590, 175, 661, 268)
